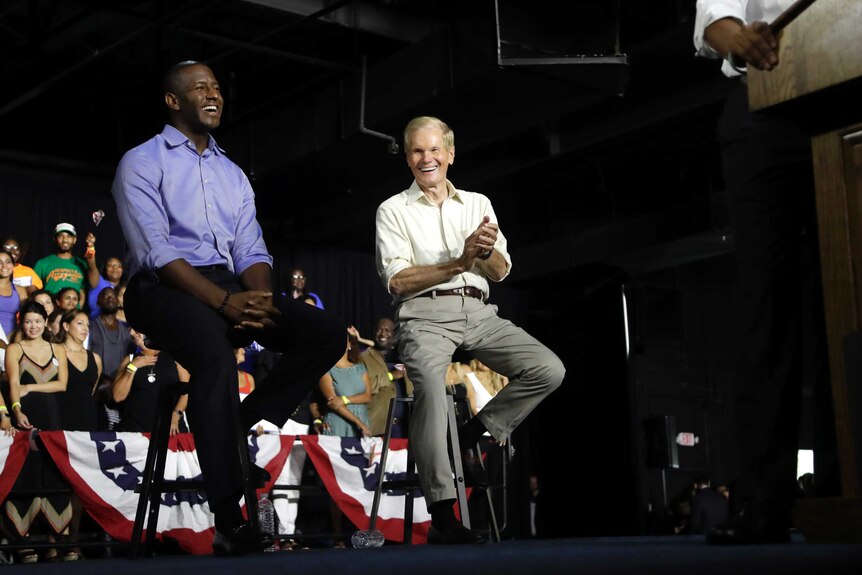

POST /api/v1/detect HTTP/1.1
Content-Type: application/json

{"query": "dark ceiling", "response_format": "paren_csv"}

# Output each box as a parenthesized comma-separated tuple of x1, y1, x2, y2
(0, 0, 735, 284)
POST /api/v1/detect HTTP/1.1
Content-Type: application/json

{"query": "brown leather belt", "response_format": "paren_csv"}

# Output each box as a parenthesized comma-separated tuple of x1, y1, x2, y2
(416, 286, 484, 300)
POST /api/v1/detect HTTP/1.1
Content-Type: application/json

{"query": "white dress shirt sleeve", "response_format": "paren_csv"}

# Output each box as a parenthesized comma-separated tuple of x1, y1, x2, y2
(375, 200, 413, 294)
(694, 0, 746, 58)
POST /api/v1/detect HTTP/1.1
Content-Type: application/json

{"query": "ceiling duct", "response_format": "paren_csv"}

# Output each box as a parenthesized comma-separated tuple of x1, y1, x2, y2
(494, 0, 628, 95)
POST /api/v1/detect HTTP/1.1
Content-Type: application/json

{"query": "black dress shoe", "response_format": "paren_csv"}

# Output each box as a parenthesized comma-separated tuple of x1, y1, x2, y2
(427, 523, 485, 545)
(460, 448, 489, 488)
(706, 498, 791, 545)
(212, 523, 275, 556)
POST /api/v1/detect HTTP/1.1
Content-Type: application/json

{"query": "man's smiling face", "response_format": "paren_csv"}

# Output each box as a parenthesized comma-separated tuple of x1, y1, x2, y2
(406, 126, 454, 193)
(374, 318, 395, 350)
(169, 63, 223, 135)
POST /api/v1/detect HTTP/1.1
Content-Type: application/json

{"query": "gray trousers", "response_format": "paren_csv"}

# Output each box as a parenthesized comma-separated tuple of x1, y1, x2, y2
(395, 295, 565, 505)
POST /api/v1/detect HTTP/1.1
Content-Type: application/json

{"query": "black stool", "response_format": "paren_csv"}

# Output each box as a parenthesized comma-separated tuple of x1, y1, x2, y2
(368, 395, 500, 544)
(129, 382, 259, 558)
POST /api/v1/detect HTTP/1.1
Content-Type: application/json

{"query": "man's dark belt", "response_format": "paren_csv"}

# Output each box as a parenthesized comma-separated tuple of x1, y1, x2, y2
(194, 264, 229, 271)
(416, 286, 484, 300)
(195, 264, 228, 272)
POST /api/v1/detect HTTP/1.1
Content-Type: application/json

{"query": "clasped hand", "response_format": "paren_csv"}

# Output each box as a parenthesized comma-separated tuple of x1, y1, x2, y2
(460, 215, 497, 267)
(223, 290, 281, 330)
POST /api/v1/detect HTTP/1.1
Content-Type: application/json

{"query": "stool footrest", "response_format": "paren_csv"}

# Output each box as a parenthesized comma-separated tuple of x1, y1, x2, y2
(381, 477, 420, 490)
(135, 480, 206, 494)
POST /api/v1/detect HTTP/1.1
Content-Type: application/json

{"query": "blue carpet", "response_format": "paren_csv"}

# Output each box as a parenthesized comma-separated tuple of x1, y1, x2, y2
(20, 536, 862, 575)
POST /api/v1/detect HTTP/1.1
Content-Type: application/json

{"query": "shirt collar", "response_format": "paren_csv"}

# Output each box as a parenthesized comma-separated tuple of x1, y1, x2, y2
(161, 124, 225, 156)
(405, 180, 463, 206)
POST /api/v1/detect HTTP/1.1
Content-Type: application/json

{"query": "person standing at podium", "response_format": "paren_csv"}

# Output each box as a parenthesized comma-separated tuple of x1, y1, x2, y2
(695, 0, 838, 544)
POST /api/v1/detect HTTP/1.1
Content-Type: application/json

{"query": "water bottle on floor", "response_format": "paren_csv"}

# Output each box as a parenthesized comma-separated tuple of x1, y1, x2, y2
(257, 493, 278, 552)
(351, 528, 385, 548)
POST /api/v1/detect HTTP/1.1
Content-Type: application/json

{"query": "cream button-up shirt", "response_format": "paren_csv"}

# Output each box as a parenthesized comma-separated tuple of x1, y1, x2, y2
(375, 179, 512, 304)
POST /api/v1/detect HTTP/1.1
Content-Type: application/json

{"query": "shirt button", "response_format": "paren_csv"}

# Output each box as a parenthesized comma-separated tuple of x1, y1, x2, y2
(207, 203, 213, 208)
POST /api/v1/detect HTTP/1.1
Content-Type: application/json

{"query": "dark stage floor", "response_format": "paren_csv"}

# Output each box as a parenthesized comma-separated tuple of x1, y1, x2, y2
(14, 535, 862, 575)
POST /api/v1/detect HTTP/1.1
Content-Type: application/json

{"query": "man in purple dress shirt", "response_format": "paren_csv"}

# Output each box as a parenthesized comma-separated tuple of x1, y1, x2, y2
(111, 61, 345, 555)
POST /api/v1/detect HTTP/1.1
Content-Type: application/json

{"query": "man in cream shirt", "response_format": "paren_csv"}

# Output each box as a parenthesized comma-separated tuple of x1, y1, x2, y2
(375, 116, 565, 544)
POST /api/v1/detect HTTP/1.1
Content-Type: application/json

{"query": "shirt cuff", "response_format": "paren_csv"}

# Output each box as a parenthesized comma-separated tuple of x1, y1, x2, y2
(383, 260, 411, 294)
(694, 4, 744, 58)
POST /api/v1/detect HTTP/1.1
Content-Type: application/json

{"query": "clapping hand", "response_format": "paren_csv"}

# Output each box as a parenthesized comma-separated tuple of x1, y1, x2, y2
(460, 216, 497, 266)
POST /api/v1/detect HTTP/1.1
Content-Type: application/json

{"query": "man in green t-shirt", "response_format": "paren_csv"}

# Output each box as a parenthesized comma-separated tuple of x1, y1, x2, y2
(34, 223, 91, 302)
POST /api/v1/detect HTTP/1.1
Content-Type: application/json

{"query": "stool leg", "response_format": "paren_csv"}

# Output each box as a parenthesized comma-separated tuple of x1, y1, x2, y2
(238, 425, 259, 530)
(369, 397, 401, 532)
(402, 407, 416, 544)
(131, 382, 179, 559)
(484, 488, 501, 542)
(131, 410, 163, 560)
(446, 395, 471, 530)
(474, 442, 501, 543)
(143, 385, 177, 557)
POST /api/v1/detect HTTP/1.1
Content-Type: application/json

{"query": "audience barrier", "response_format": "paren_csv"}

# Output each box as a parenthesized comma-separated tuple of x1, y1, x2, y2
(0, 432, 433, 554)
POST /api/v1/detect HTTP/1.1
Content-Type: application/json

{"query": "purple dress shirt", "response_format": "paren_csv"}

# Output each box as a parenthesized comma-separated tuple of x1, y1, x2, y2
(111, 124, 272, 278)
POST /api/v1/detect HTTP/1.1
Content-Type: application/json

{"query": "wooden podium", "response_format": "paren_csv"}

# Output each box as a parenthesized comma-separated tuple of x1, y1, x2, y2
(747, 0, 862, 542)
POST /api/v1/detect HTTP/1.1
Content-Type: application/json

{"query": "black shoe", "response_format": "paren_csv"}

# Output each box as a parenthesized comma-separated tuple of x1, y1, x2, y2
(427, 523, 485, 545)
(212, 523, 274, 556)
(706, 498, 791, 545)
(460, 448, 488, 488)
(249, 464, 271, 488)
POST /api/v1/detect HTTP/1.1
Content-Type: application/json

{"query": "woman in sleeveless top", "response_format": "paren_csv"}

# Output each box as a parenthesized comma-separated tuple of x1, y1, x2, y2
(319, 338, 371, 438)
(4, 300, 69, 563)
(59, 310, 102, 431)
(112, 329, 189, 434)
(0, 250, 27, 339)
(56, 309, 103, 560)
(0, 253, 16, 434)
(318, 338, 371, 547)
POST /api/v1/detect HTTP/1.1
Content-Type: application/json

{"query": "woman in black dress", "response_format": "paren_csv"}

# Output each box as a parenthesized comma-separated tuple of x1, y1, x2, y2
(59, 310, 102, 431)
(112, 329, 189, 434)
(58, 309, 103, 560)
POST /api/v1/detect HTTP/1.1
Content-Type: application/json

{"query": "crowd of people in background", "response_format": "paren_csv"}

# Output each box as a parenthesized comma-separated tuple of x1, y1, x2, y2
(0, 229, 513, 558)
